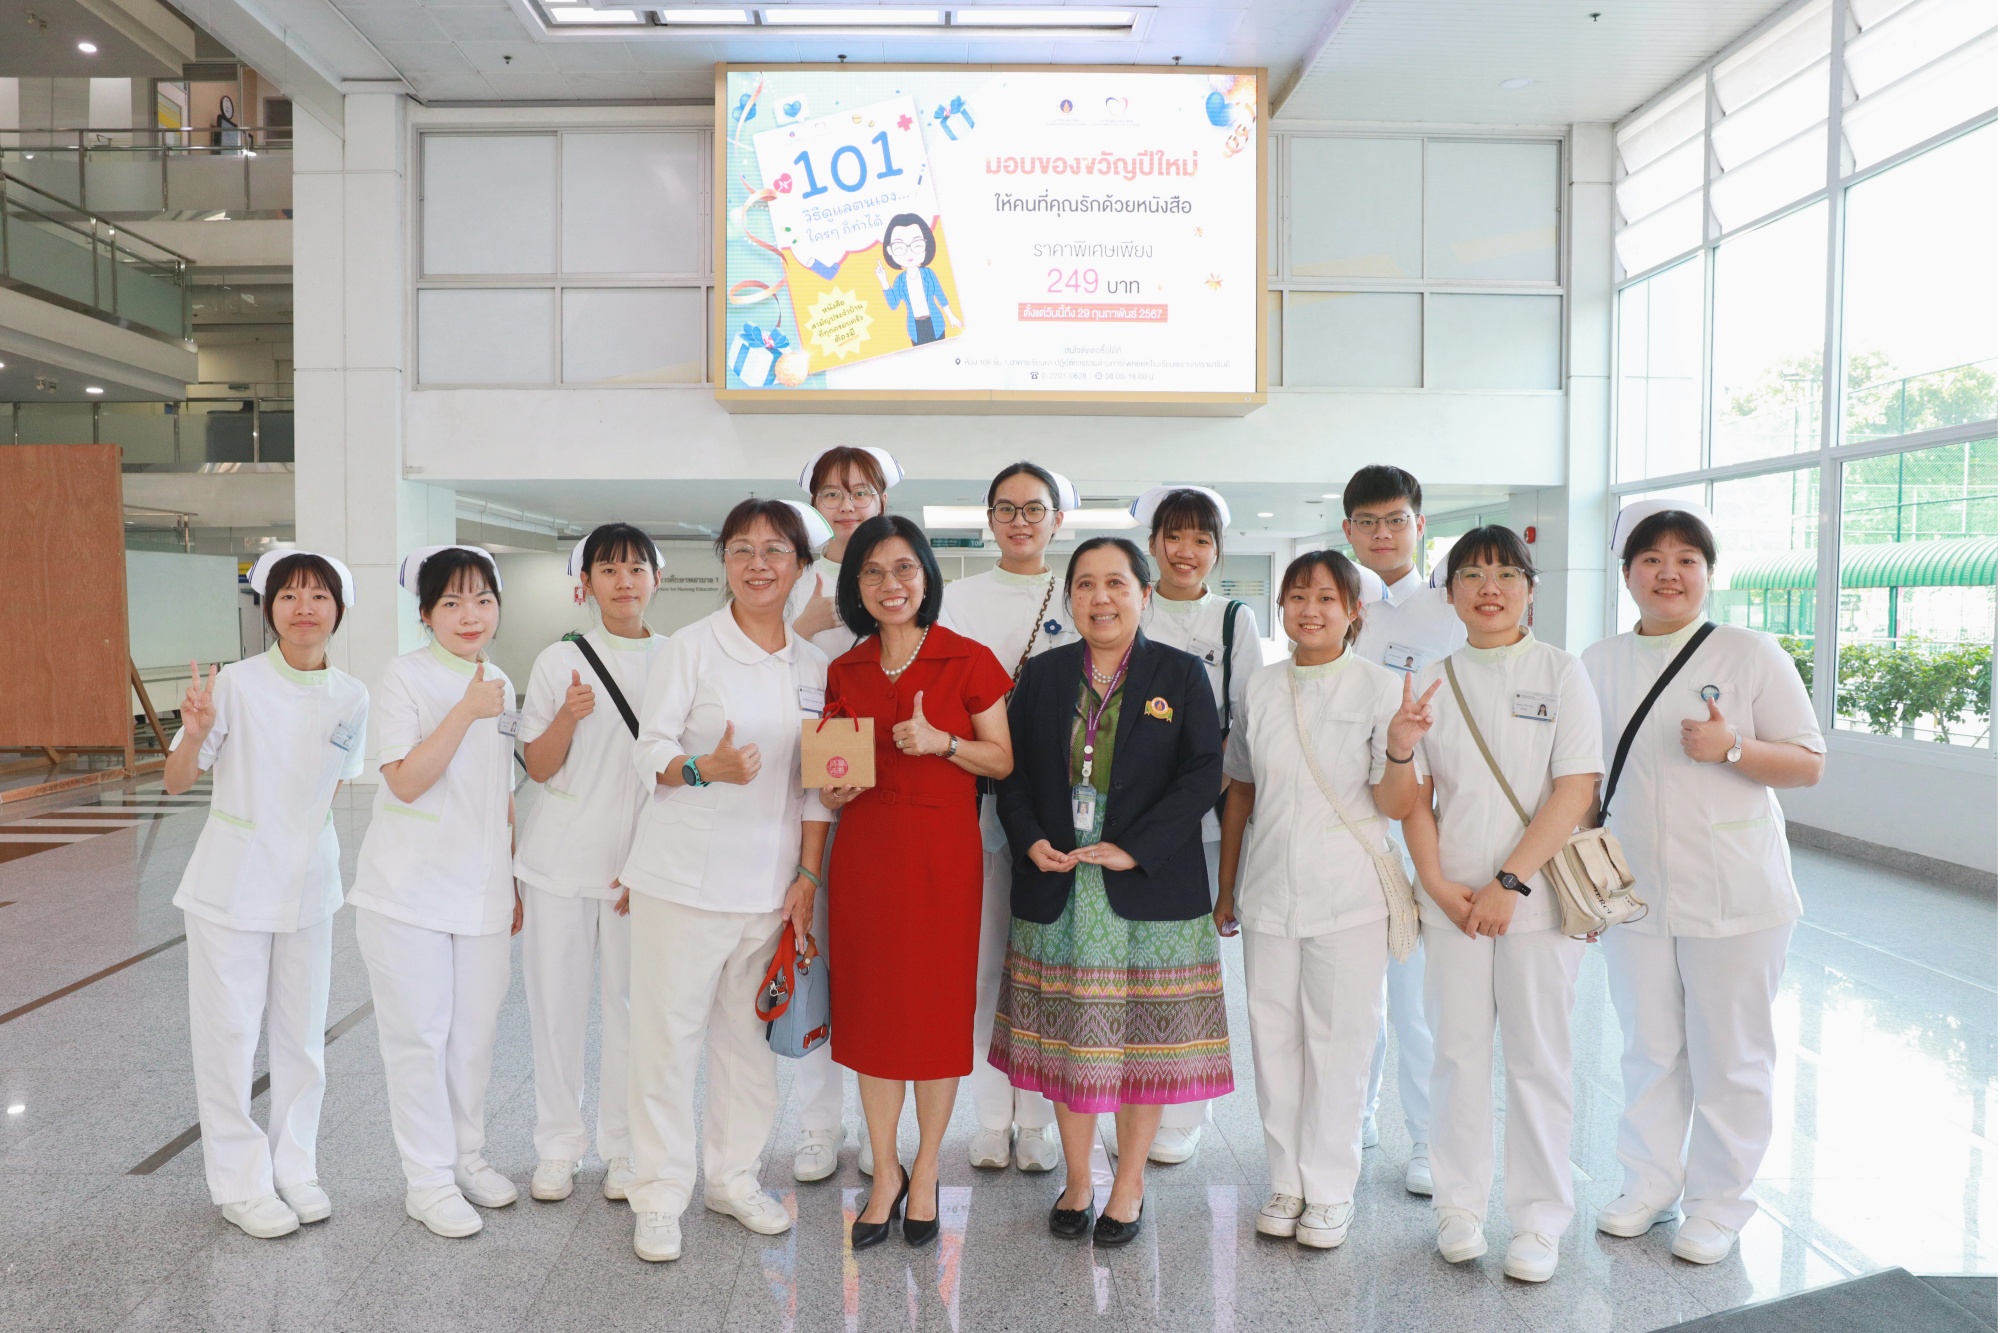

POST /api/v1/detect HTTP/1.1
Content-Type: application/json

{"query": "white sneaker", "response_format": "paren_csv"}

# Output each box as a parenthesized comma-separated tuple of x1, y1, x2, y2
(602, 1157, 637, 1201)
(1504, 1231, 1559, 1283)
(1435, 1208, 1487, 1263)
(1254, 1193, 1305, 1238)
(1014, 1125, 1061, 1173)
(1597, 1193, 1679, 1238)
(706, 1190, 793, 1236)
(277, 1180, 331, 1224)
(1296, 1202, 1354, 1250)
(634, 1211, 682, 1262)
(1148, 1125, 1201, 1165)
(531, 1159, 579, 1201)
(406, 1185, 482, 1238)
(454, 1159, 519, 1208)
(1361, 1115, 1380, 1150)
(794, 1127, 845, 1183)
(858, 1124, 875, 1177)
(1672, 1217, 1739, 1265)
(221, 1195, 299, 1239)
(969, 1126, 1012, 1169)
(1404, 1145, 1433, 1197)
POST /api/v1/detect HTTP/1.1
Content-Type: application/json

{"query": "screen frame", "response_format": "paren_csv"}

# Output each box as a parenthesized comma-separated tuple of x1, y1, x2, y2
(712, 62, 1268, 415)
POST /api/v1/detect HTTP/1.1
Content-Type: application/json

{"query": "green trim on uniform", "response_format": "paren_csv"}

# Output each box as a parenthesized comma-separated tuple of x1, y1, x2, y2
(384, 803, 442, 824)
(210, 809, 256, 831)
(265, 643, 331, 686)
(426, 638, 482, 677)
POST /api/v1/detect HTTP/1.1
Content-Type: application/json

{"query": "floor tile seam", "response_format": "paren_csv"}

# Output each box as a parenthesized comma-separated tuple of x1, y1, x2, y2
(1794, 919, 1999, 995)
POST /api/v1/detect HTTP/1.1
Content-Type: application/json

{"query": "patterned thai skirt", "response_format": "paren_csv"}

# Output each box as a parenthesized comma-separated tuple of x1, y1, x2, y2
(987, 812, 1232, 1114)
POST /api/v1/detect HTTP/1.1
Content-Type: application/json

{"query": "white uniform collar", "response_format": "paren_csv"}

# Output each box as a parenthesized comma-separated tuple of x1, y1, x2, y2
(990, 566, 1054, 589)
(265, 643, 331, 686)
(1635, 618, 1708, 652)
(1460, 629, 1537, 665)
(1384, 567, 1427, 607)
(1291, 649, 1355, 680)
(426, 637, 482, 677)
(713, 603, 797, 666)
(1153, 590, 1215, 618)
(593, 626, 656, 652)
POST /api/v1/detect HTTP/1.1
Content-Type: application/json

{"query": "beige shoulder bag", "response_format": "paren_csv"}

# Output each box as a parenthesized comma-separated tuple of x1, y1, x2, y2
(1441, 658, 1644, 940)
(1290, 673, 1420, 961)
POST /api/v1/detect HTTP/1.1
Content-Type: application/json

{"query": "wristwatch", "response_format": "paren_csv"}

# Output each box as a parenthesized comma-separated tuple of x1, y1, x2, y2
(682, 755, 709, 788)
(1724, 725, 1743, 764)
(1497, 871, 1531, 897)
(945, 734, 961, 760)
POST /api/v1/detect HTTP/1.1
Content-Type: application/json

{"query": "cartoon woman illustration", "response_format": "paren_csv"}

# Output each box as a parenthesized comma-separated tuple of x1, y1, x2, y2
(874, 214, 961, 348)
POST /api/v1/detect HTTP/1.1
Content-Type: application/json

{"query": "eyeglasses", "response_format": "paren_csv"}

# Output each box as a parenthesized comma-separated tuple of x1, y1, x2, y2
(723, 543, 796, 564)
(858, 560, 924, 588)
(1451, 566, 1529, 589)
(990, 500, 1050, 524)
(815, 485, 880, 508)
(1347, 511, 1414, 534)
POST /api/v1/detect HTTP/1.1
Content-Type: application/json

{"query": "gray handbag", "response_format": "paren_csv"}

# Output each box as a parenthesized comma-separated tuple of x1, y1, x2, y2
(756, 923, 830, 1059)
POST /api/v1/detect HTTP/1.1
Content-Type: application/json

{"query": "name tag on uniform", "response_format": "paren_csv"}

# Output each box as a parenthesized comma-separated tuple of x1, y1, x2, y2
(1513, 691, 1558, 722)
(498, 709, 523, 738)
(1071, 783, 1098, 832)
(1187, 635, 1223, 667)
(798, 685, 826, 715)
(329, 719, 360, 752)
(1384, 642, 1427, 675)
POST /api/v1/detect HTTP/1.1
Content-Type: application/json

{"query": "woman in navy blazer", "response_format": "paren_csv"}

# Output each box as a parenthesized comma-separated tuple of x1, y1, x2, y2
(989, 537, 1232, 1248)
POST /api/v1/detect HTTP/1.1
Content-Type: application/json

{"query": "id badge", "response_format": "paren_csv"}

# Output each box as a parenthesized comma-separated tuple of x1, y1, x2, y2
(1070, 783, 1098, 833)
(1187, 635, 1223, 667)
(798, 685, 826, 715)
(1384, 642, 1427, 675)
(1513, 691, 1558, 722)
(329, 719, 360, 752)
(498, 709, 523, 738)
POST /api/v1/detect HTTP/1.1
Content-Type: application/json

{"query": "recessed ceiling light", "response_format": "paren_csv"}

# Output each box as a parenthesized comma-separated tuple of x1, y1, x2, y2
(5, 1104, 23, 1115)
(1256, 511, 1275, 518)
(655, 6, 752, 19)
(548, 6, 642, 18)
(762, 7, 945, 24)
(85, 385, 104, 394)
(1500, 77, 1533, 89)
(77, 41, 97, 53)
(951, 7, 1135, 25)
(1320, 492, 1340, 499)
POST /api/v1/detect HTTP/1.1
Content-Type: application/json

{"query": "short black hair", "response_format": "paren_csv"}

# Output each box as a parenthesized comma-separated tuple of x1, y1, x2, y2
(260, 553, 346, 634)
(837, 514, 944, 637)
(1149, 488, 1226, 564)
(986, 461, 1061, 510)
(1065, 536, 1153, 603)
(417, 547, 501, 619)
(1342, 465, 1423, 518)
(1621, 510, 1717, 570)
(714, 499, 813, 572)
(1444, 524, 1538, 584)
(881, 213, 937, 270)
(581, 522, 660, 574)
(1279, 549, 1365, 647)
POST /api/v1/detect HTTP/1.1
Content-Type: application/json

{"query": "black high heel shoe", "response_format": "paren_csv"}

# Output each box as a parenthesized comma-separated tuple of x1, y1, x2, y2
(903, 1171, 940, 1247)
(850, 1163, 908, 1251)
(1093, 1198, 1144, 1247)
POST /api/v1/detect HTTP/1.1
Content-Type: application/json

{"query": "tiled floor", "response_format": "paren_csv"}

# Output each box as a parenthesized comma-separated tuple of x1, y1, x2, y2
(0, 782, 1991, 1332)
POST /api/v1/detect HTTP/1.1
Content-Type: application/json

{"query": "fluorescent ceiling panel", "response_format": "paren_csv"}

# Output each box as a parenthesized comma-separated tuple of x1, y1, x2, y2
(951, 7, 1135, 26)
(759, 7, 945, 24)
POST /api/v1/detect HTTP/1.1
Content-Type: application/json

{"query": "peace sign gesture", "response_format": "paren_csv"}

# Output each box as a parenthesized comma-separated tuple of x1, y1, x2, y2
(1386, 673, 1442, 760)
(180, 660, 220, 741)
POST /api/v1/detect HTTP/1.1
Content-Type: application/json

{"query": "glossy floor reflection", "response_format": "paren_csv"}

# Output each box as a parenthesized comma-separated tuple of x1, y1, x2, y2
(0, 781, 1990, 1331)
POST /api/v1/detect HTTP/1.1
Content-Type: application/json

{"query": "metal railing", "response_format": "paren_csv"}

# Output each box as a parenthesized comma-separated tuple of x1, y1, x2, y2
(0, 127, 291, 220)
(2, 386, 291, 464)
(0, 172, 192, 339)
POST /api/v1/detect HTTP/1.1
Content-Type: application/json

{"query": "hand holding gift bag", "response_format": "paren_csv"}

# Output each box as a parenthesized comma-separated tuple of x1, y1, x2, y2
(801, 701, 876, 789)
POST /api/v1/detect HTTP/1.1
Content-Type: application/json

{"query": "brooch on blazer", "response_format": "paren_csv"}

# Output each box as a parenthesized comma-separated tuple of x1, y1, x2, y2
(1144, 696, 1173, 721)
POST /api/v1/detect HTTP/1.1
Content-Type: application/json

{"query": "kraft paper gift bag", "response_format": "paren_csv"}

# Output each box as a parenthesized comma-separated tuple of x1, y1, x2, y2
(801, 711, 875, 789)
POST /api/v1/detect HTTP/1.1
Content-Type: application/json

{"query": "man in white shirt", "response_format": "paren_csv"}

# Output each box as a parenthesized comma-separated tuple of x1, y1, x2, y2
(1342, 465, 1466, 1198)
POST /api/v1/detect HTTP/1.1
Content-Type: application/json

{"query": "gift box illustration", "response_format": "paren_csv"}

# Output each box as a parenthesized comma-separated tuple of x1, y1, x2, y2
(932, 97, 975, 140)
(731, 322, 790, 387)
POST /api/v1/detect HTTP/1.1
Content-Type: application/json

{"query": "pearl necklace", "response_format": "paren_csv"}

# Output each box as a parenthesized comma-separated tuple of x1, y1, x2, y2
(1088, 655, 1125, 686)
(882, 626, 929, 681)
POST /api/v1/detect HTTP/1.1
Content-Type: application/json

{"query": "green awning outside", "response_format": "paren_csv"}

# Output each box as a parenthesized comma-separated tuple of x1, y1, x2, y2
(1721, 536, 1999, 592)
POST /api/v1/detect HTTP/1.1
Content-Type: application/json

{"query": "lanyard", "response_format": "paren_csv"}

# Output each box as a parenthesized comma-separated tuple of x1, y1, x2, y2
(1078, 644, 1133, 785)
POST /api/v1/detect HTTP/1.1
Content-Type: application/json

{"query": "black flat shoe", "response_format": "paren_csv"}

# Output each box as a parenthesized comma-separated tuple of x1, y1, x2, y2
(1049, 1192, 1095, 1239)
(850, 1165, 908, 1251)
(1093, 1200, 1144, 1247)
(903, 1173, 940, 1247)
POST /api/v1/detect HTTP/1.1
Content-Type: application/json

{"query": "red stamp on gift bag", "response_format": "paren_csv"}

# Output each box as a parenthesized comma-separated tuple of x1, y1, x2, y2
(826, 756, 849, 779)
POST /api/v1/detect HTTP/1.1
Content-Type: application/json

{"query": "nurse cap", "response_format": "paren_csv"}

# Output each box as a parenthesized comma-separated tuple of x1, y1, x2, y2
(798, 446, 905, 493)
(247, 549, 357, 606)
(567, 529, 663, 578)
(1611, 498, 1716, 557)
(397, 544, 503, 594)
(1129, 484, 1232, 528)
(1428, 560, 1449, 589)
(781, 501, 837, 552)
(1353, 563, 1390, 606)
(1044, 468, 1082, 513)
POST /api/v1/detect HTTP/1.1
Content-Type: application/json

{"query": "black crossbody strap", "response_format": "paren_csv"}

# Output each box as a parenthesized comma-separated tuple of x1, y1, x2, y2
(1219, 599, 1247, 737)
(1599, 621, 1717, 821)
(564, 632, 640, 739)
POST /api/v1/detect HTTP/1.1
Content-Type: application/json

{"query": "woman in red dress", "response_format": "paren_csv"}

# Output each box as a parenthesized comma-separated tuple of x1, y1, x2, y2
(815, 515, 1015, 1250)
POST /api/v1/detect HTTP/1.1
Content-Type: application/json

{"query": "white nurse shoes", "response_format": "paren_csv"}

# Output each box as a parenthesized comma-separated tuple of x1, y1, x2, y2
(1672, 1217, 1740, 1265)
(1361, 1114, 1381, 1150)
(406, 1185, 483, 1238)
(531, 1159, 579, 1201)
(1404, 1144, 1434, 1197)
(1435, 1208, 1488, 1263)
(1597, 1194, 1680, 1238)
(602, 1157, 637, 1201)
(969, 1126, 1012, 1169)
(707, 1190, 794, 1236)
(634, 1211, 682, 1262)
(794, 1127, 846, 1182)
(1254, 1194, 1305, 1238)
(277, 1180, 331, 1224)
(1148, 1125, 1202, 1164)
(858, 1123, 875, 1177)
(455, 1159, 519, 1208)
(1295, 1202, 1354, 1250)
(221, 1195, 300, 1239)
(1503, 1232, 1560, 1283)
(1014, 1126, 1061, 1173)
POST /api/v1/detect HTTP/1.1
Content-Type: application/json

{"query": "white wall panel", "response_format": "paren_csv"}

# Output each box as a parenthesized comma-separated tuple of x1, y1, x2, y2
(422, 134, 556, 275)
(560, 131, 704, 276)
(417, 288, 556, 384)
(1424, 140, 1561, 282)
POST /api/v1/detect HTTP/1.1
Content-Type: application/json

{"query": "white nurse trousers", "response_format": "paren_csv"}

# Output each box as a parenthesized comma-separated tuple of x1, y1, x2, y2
(1424, 922, 1584, 1236)
(184, 912, 333, 1205)
(1600, 923, 1793, 1231)
(1364, 937, 1434, 1144)
(522, 885, 632, 1163)
(627, 895, 784, 1218)
(791, 867, 847, 1133)
(971, 841, 1054, 1132)
(1243, 920, 1387, 1204)
(1160, 840, 1225, 1133)
(353, 908, 514, 1191)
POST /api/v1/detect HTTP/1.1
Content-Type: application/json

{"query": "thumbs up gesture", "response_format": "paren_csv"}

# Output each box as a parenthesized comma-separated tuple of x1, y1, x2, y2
(794, 572, 839, 640)
(892, 690, 948, 758)
(1386, 673, 1442, 760)
(701, 720, 762, 785)
(458, 661, 507, 722)
(180, 660, 219, 741)
(562, 668, 596, 723)
(1680, 696, 1737, 764)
